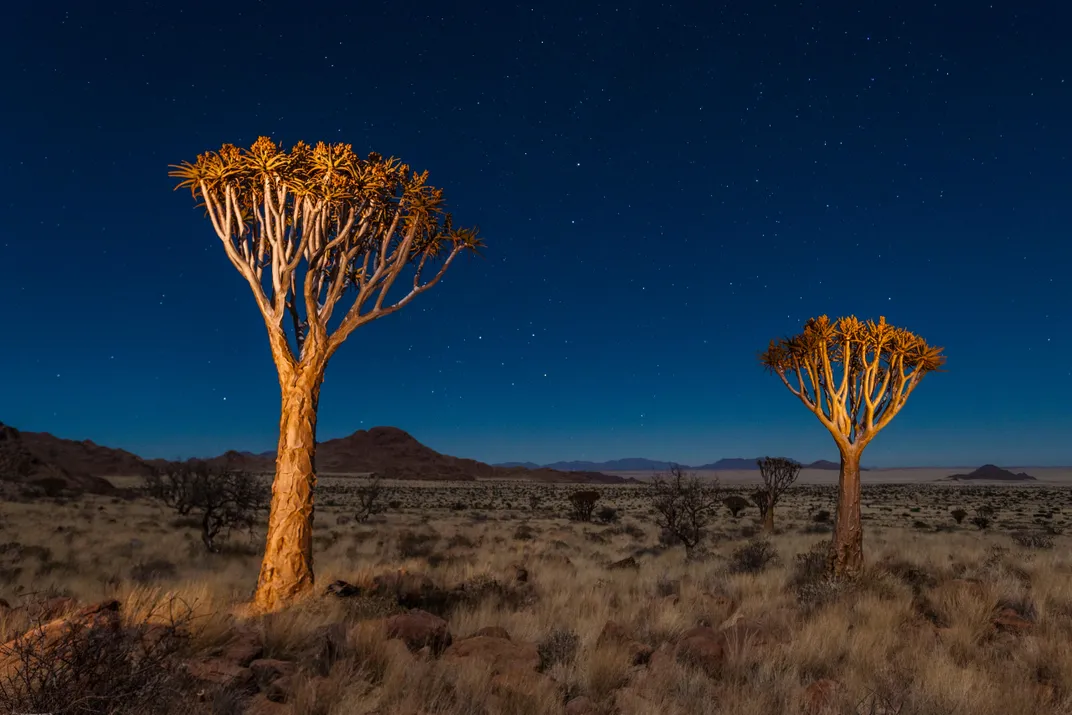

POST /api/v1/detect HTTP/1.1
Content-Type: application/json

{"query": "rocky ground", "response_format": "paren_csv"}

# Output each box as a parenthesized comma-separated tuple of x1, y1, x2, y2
(0, 480, 1070, 714)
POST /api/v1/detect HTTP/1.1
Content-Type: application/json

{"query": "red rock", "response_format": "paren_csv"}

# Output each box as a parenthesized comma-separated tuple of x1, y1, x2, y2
(443, 635, 540, 674)
(185, 657, 256, 691)
(249, 658, 297, 690)
(471, 625, 512, 640)
(385, 609, 452, 654)
(596, 621, 653, 665)
(674, 626, 725, 676)
(214, 627, 263, 667)
(992, 607, 1033, 634)
(244, 692, 291, 714)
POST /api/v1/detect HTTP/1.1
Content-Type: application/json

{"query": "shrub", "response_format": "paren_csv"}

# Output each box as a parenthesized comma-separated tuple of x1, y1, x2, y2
(646, 464, 720, 558)
(722, 495, 750, 518)
(537, 628, 579, 671)
(568, 491, 600, 522)
(355, 474, 392, 523)
(145, 462, 267, 552)
(970, 515, 991, 530)
(595, 506, 620, 524)
(812, 509, 831, 523)
(1012, 531, 1054, 550)
(728, 537, 779, 574)
(950, 508, 967, 524)
(0, 598, 192, 715)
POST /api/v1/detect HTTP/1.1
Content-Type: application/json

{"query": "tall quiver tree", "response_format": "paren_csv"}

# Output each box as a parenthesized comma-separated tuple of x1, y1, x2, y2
(759, 316, 944, 577)
(170, 138, 481, 611)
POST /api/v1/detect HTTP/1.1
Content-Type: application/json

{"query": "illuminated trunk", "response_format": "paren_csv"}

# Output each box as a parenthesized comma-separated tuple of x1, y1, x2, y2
(253, 360, 325, 612)
(829, 448, 863, 578)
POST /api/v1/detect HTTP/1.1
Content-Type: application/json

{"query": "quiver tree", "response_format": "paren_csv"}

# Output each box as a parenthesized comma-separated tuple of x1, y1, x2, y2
(759, 315, 944, 577)
(755, 457, 801, 532)
(170, 138, 481, 611)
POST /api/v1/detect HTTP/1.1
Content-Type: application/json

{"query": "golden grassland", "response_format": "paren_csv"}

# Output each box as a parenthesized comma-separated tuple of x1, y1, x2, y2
(1, 478, 1071, 715)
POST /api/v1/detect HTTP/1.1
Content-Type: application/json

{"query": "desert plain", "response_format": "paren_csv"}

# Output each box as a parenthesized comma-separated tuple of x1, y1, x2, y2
(1, 467, 1070, 715)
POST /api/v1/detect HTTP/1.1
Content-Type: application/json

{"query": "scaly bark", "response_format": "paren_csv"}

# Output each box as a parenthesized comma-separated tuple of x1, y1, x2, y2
(253, 360, 325, 612)
(829, 449, 863, 577)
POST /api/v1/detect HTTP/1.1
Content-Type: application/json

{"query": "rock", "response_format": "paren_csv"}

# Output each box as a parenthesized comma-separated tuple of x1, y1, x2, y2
(565, 695, 599, 714)
(674, 626, 725, 676)
(244, 692, 291, 714)
(249, 658, 298, 691)
(26, 596, 78, 622)
(471, 625, 512, 640)
(992, 607, 1033, 634)
(596, 621, 653, 665)
(801, 678, 842, 714)
(309, 622, 348, 674)
(0, 599, 123, 679)
(185, 658, 256, 692)
(443, 635, 541, 674)
(214, 627, 263, 667)
(385, 609, 452, 654)
(608, 556, 639, 570)
(325, 579, 361, 597)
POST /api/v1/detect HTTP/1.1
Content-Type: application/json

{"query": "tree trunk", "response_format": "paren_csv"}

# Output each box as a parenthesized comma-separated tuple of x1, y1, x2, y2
(829, 448, 864, 578)
(762, 499, 775, 532)
(253, 363, 325, 612)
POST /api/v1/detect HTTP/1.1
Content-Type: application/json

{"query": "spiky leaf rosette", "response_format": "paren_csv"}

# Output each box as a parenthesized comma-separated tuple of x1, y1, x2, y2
(759, 316, 945, 449)
(169, 137, 482, 364)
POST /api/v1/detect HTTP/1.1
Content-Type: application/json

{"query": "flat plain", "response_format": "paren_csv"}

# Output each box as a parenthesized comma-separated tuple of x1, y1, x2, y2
(1, 475, 1070, 715)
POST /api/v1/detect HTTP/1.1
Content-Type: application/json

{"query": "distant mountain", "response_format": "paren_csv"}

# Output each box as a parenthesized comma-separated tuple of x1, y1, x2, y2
(494, 461, 542, 470)
(692, 458, 761, 470)
(15, 428, 158, 477)
(537, 458, 676, 472)
(946, 464, 1036, 481)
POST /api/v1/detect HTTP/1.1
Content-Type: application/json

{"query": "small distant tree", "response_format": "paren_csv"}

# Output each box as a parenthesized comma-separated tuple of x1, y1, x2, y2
(950, 508, 967, 524)
(760, 315, 945, 577)
(568, 491, 600, 522)
(723, 495, 750, 519)
(147, 462, 267, 552)
(354, 473, 391, 523)
(171, 138, 482, 611)
(755, 457, 802, 532)
(647, 464, 721, 558)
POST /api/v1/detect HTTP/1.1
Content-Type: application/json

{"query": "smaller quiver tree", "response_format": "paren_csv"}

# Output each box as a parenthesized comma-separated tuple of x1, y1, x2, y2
(755, 457, 801, 532)
(647, 464, 720, 558)
(759, 315, 944, 577)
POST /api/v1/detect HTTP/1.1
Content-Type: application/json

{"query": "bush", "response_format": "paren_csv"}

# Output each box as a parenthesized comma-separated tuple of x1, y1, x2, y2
(568, 491, 600, 522)
(646, 465, 721, 558)
(728, 538, 779, 574)
(145, 462, 266, 552)
(537, 628, 579, 671)
(812, 510, 831, 523)
(595, 506, 620, 524)
(0, 598, 192, 715)
(1012, 531, 1054, 550)
(355, 474, 392, 522)
(970, 515, 991, 530)
(950, 508, 967, 524)
(723, 495, 750, 518)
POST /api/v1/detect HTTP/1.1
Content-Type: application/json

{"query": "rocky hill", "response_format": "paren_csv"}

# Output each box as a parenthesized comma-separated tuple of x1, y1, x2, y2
(946, 464, 1036, 481)
(0, 423, 117, 496)
(5, 423, 630, 484)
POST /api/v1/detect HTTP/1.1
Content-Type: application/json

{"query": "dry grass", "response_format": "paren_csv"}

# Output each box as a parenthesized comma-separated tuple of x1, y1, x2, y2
(1, 479, 1071, 714)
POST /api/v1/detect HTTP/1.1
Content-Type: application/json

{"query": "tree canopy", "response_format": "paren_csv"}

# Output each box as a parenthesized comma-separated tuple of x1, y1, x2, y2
(759, 315, 945, 451)
(169, 137, 482, 366)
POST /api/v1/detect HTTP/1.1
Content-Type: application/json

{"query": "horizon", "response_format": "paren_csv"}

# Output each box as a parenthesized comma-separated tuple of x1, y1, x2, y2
(2, 3, 1070, 467)
(9, 420, 1070, 471)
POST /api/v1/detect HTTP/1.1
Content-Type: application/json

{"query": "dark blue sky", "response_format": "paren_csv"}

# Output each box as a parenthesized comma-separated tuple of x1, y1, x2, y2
(2, 3, 1069, 467)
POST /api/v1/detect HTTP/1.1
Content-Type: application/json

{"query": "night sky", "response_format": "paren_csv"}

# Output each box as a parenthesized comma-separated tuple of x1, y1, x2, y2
(2, 3, 1069, 467)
